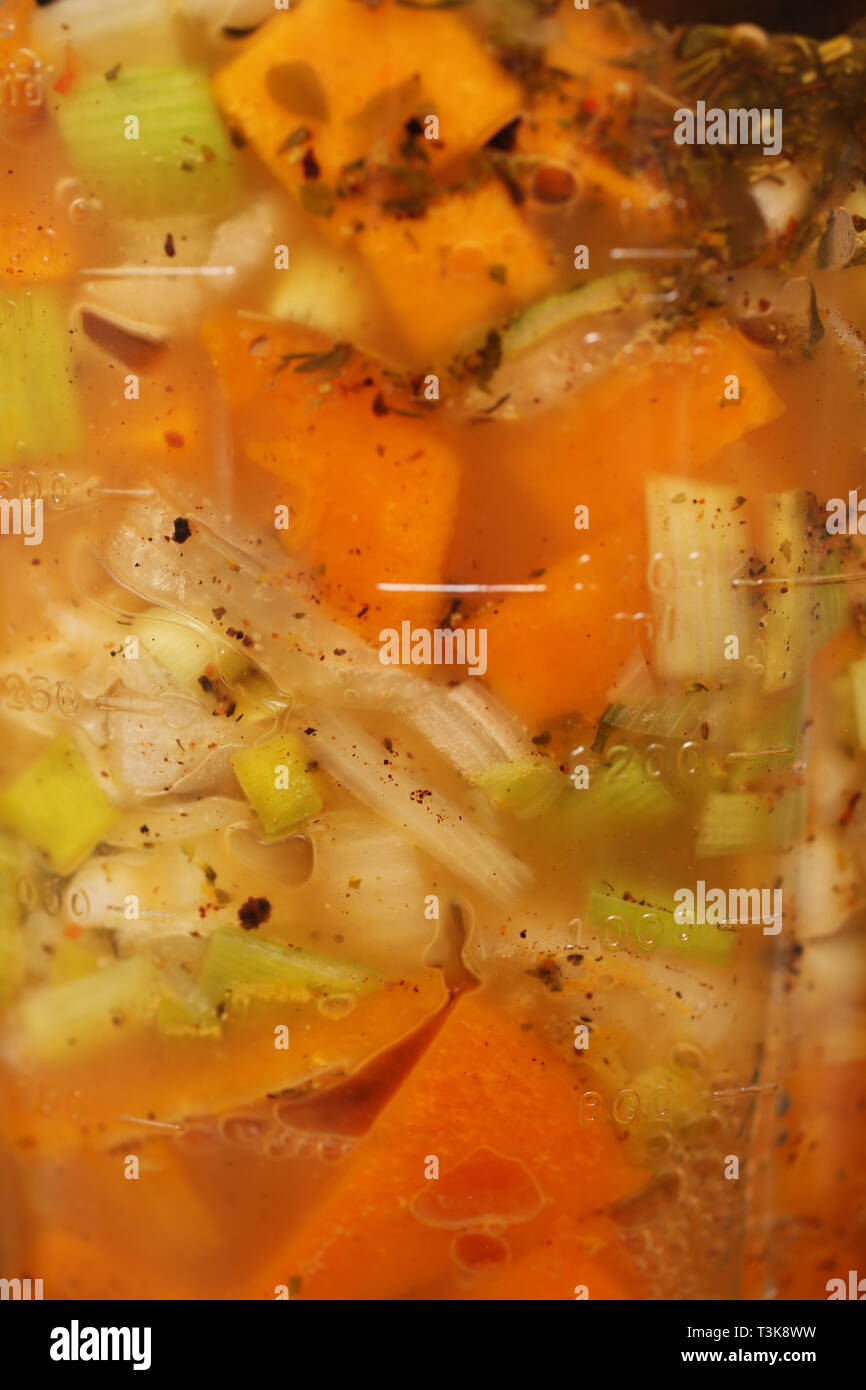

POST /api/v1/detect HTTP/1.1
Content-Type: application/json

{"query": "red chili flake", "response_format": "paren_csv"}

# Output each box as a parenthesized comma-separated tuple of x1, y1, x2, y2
(840, 790, 862, 828)
(164, 232, 176, 258)
(164, 430, 185, 449)
(63, 924, 83, 941)
(212, 606, 226, 620)
(580, 97, 599, 115)
(758, 298, 771, 312)
(53, 45, 77, 96)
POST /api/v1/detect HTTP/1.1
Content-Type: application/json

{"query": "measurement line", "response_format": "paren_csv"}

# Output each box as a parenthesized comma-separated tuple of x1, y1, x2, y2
(377, 582, 547, 594)
(87, 486, 157, 499)
(117, 1114, 182, 1131)
(725, 747, 794, 760)
(713, 1081, 777, 1100)
(79, 266, 236, 279)
(733, 571, 866, 588)
(610, 247, 698, 260)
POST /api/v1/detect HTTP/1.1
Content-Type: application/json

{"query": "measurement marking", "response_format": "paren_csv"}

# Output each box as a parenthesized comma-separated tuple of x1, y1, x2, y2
(713, 1081, 777, 1100)
(79, 265, 237, 279)
(610, 247, 698, 260)
(377, 582, 547, 594)
(117, 1114, 182, 1131)
(725, 746, 793, 760)
(733, 571, 866, 589)
(87, 486, 157, 499)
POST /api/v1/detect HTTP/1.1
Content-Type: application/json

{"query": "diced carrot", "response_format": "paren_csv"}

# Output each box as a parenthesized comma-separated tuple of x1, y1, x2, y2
(495, 314, 785, 556)
(467, 535, 648, 727)
(202, 315, 462, 636)
(0, 972, 446, 1155)
(212, 0, 522, 195)
(462, 1215, 633, 1301)
(248, 989, 642, 1300)
(350, 179, 555, 363)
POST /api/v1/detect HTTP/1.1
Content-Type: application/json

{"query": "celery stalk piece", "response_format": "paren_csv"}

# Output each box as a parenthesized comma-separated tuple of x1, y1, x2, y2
(476, 756, 563, 819)
(0, 835, 23, 1003)
(133, 606, 250, 693)
(55, 68, 240, 216)
(850, 659, 866, 750)
(0, 289, 83, 462)
(12, 956, 162, 1062)
(557, 744, 679, 837)
(645, 477, 752, 684)
(814, 552, 849, 647)
(762, 491, 814, 692)
(588, 883, 737, 966)
(227, 671, 291, 727)
(231, 732, 323, 837)
(0, 737, 120, 875)
(725, 686, 807, 788)
(199, 927, 382, 1008)
(157, 978, 221, 1038)
(697, 787, 806, 857)
(502, 271, 645, 357)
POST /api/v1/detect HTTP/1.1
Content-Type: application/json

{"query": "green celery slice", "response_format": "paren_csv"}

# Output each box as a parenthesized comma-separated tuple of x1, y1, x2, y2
(502, 271, 645, 357)
(476, 756, 562, 818)
(697, 787, 806, 857)
(559, 744, 678, 836)
(0, 835, 23, 1003)
(56, 67, 240, 215)
(850, 658, 866, 749)
(588, 882, 737, 965)
(0, 736, 119, 874)
(13, 955, 162, 1061)
(157, 978, 221, 1038)
(199, 927, 383, 1008)
(0, 289, 83, 461)
(231, 731, 323, 837)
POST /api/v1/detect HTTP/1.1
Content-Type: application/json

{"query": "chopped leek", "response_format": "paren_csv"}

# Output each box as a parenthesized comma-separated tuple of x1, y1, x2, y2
(157, 977, 221, 1038)
(226, 671, 291, 727)
(133, 606, 250, 694)
(762, 491, 813, 692)
(199, 927, 382, 1008)
(814, 552, 849, 647)
(12, 955, 162, 1061)
(588, 883, 737, 966)
(0, 736, 120, 875)
(476, 756, 562, 818)
(50, 938, 104, 988)
(502, 271, 645, 357)
(697, 787, 807, 857)
(0, 289, 83, 462)
(645, 477, 751, 684)
(558, 744, 678, 836)
(56, 68, 239, 216)
(231, 732, 323, 837)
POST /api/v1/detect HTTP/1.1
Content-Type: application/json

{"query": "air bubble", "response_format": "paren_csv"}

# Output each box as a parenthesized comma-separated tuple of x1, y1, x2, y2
(318, 1137, 350, 1163)
(221, 1114, 270, 1144)
(672, 1042, 703, 1070)
(317, 993, 357, 1020)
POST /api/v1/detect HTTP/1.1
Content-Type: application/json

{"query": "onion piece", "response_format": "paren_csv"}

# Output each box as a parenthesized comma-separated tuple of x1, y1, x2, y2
(298, 709, 531, 905)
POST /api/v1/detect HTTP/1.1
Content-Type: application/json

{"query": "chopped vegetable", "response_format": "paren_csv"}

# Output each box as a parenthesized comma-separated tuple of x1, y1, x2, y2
(588, 881, 737, 965)
(0, 736, 120, 875)
(134, 605, 250, 693)
(10, 955, 162, 1062)
(697, 787, 807, 857)
(502, 271, 645, 358)
(762, 491, 814, 692)
(56, 67, 239, 215)
(476, 755, 562, 818)
(231, 731, 322, 837)
(247, 991, 640, 1299)
(0, 288, 83, 461)
(199, 927, 382, 1007)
